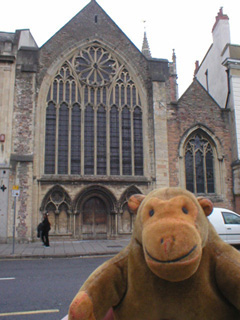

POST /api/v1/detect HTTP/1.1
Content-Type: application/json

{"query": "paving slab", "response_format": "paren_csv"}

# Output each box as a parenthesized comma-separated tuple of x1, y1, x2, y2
(0, 239, 131, 259)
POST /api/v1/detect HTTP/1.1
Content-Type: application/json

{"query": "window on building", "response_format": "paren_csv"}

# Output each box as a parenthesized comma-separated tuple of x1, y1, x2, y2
(185, 131, 215, 194)
(44, 44, 144, 176)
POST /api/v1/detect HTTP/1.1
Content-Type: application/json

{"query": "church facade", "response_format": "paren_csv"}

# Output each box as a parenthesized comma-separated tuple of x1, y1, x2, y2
(0, 0, 234, 242)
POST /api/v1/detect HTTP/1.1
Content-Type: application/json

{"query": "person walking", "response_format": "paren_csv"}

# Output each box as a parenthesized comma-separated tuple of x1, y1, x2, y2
(41, 213, 51, 247)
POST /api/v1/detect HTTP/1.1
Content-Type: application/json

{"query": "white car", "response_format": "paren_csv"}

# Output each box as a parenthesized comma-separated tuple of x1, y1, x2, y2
(208, 207, 240, 245)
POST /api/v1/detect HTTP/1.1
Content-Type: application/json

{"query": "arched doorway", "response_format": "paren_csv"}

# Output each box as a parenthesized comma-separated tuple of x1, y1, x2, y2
(82, 196, 108, 239)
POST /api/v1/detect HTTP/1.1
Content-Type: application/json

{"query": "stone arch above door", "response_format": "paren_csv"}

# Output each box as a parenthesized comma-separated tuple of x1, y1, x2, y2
(74, 185, 117, 239)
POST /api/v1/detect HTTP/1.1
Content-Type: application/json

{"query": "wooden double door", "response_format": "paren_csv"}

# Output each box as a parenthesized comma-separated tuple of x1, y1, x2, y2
(82, 196, 108, 239)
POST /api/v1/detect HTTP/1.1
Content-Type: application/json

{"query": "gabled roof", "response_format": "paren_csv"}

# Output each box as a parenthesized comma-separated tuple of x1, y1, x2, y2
(40, 0, 142, 57)
(39, 0, 169, 86)
(178, 78, 223, 110)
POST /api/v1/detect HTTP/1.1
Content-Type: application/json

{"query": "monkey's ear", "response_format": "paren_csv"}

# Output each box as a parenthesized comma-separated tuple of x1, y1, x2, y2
(128, 194, 145, 214)
(197, 197, 213, 216)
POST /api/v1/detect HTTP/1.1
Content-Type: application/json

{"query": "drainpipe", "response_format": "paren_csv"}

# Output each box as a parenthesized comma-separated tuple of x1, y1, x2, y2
(225, 69, 230, 109)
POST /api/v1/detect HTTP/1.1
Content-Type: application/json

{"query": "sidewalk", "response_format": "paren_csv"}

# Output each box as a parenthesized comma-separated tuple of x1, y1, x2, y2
(0, 238, 131, 259)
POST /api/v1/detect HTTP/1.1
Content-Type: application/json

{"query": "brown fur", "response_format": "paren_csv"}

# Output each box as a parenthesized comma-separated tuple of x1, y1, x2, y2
(68, 187, 240, 320)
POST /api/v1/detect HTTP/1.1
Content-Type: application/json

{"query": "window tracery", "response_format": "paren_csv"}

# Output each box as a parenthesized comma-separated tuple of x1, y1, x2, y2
(185, 132, 215, 194)
(73, 46, 117, 86)
(44, 43, 144, 177)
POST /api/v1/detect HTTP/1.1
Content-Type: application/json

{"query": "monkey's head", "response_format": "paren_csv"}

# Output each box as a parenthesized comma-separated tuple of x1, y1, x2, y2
(128, 187, 213, 282)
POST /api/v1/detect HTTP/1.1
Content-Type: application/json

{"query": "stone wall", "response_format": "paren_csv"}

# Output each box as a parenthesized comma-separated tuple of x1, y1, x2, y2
(8, 48, 37, 241)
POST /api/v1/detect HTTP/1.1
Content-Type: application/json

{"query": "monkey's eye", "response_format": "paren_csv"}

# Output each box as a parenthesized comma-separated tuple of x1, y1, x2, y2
(182, 207, 188, 214)
(149, 209, 154, 217)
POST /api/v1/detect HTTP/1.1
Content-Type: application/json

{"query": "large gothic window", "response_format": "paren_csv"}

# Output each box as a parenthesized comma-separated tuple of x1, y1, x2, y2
(185, 132, 215, 194)
(44, 44, 144, 176)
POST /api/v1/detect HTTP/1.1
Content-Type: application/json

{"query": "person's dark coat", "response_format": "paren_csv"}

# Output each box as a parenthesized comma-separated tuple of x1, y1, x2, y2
(37, 222, 43, 238)
(41, 215, 51, 246)
(42, 217, 51, 233)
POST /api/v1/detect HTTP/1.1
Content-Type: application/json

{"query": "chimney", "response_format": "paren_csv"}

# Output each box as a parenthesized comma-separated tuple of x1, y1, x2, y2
(194, 60, 199, 78)
(212, 7, 229, 33)
(211, 7, 230, 51)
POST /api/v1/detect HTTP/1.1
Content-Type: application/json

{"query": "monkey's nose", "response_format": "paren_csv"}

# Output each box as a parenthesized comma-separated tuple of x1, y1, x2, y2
(160, 236, 176, 254)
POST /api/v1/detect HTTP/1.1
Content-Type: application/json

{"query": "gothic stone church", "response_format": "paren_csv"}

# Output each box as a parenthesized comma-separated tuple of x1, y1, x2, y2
(0, 0, 234, 242)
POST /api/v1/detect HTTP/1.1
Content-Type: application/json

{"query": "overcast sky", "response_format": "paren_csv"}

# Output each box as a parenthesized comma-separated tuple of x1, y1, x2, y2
(1, 0, 239, 96)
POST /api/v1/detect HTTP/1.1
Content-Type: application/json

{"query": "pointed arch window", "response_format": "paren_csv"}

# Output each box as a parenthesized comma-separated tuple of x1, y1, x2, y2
(44, 44, 144, 177)
(185, 132, 215, 194)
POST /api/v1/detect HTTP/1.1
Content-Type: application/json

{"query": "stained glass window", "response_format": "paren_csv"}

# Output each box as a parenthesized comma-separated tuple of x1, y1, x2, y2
(185, 132, 215, 194)
(44, 44, 144, 177)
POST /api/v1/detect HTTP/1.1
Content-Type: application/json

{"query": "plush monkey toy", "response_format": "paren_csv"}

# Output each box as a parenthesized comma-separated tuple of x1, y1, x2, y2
(68, 187, 240, 320)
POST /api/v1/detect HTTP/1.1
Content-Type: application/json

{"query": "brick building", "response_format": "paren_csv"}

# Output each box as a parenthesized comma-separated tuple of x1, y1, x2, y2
(0, 0, 235, 242)
(195, 8, 240, 211)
